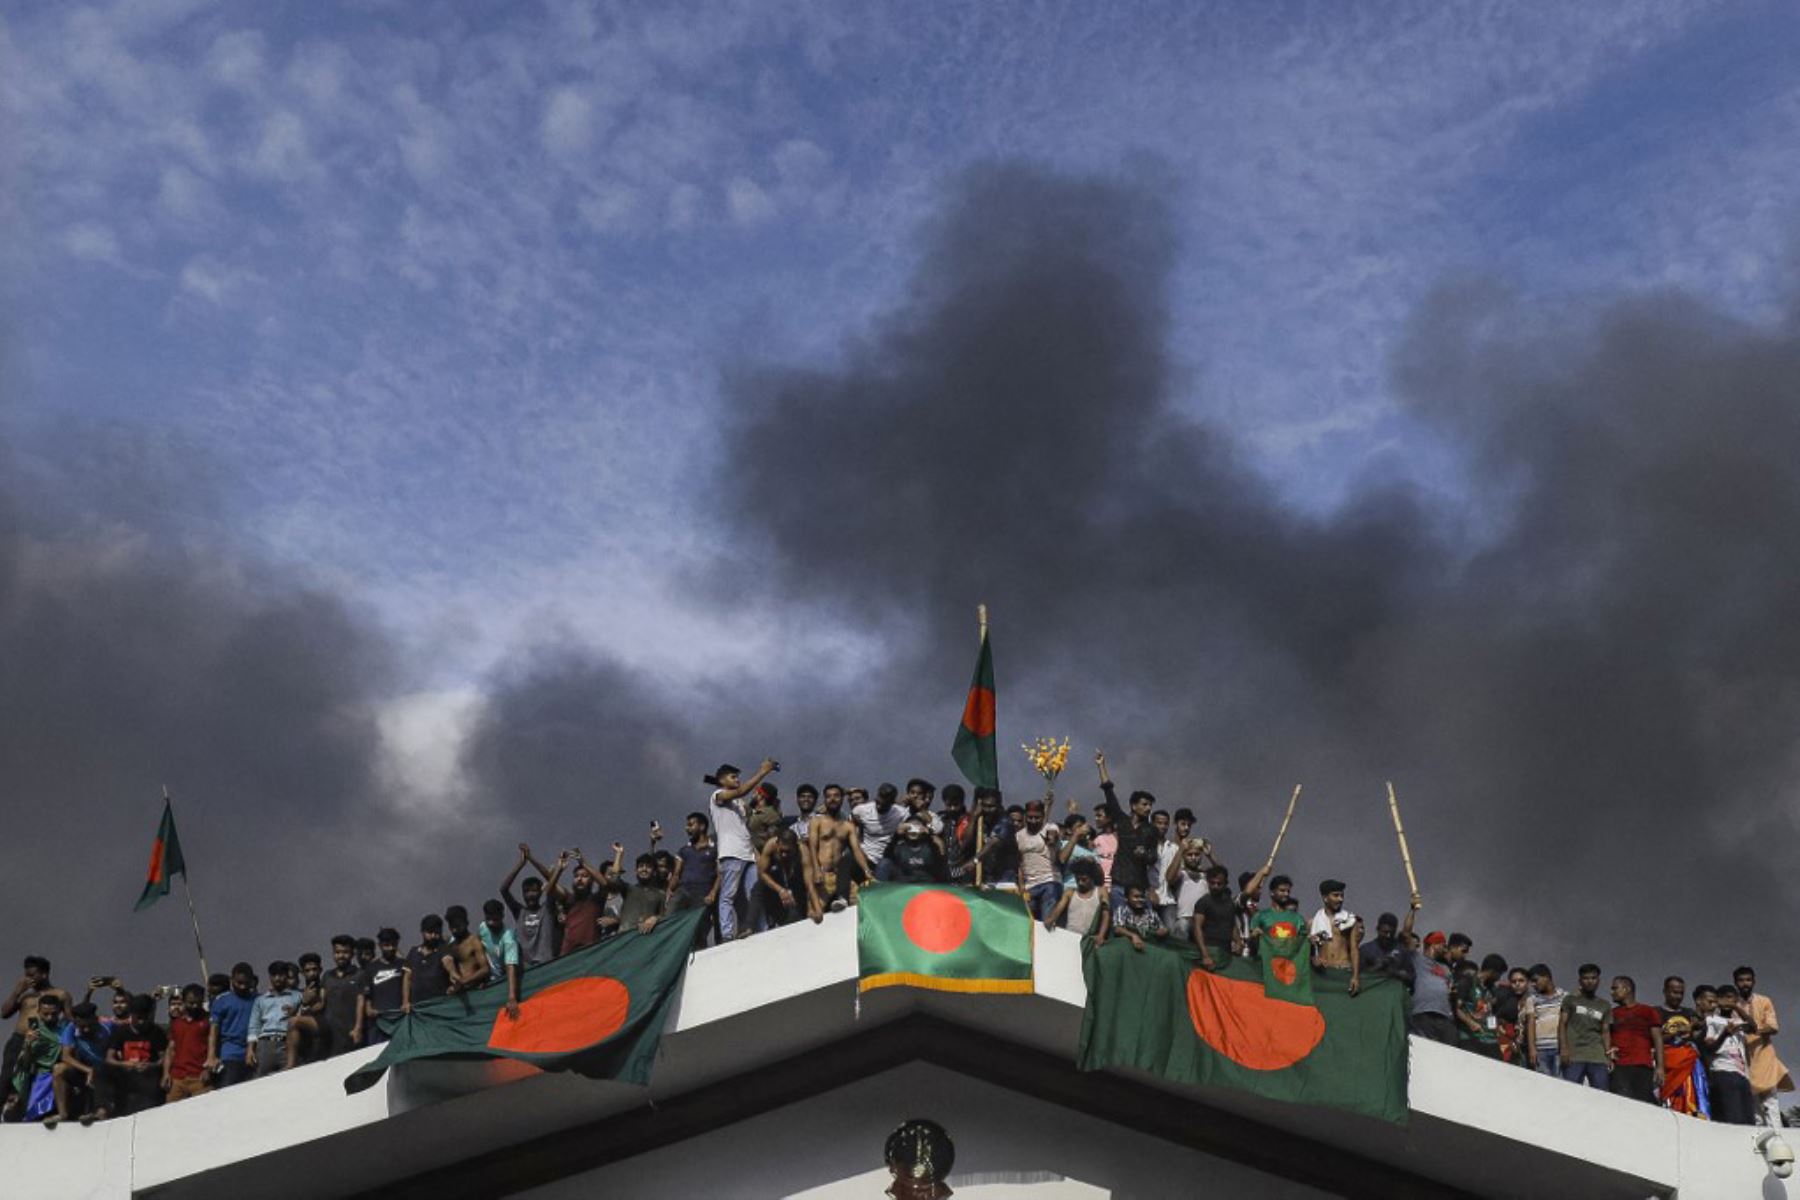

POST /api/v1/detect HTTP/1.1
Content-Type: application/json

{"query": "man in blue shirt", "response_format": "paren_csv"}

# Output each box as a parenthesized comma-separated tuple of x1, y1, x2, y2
(46, 1001, 109, 1127)
(205, 963, 257, 1087)
(479, 900, 522, 1021)
(246, 961, 300, 1079)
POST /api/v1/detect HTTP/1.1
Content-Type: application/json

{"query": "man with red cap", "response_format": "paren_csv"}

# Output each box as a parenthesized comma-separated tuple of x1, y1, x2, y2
(1406, 924, 1457, 1044)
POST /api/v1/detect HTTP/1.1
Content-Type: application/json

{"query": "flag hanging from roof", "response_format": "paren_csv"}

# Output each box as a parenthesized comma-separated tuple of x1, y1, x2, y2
(345, 906, 703, 1095)
(134, 798, 188, 912)
(950, 620, 998, 791)
(1077, 938, 1409, 1123)
(857, 883, 1032, 995)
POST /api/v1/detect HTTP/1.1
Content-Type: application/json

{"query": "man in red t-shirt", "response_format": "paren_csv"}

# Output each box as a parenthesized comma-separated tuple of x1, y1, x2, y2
(163, 984, 211, 1102)
(1607, 975, 1664, 1104)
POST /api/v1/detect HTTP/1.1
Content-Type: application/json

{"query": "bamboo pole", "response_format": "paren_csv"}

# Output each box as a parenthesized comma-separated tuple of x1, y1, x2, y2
(974, 815, 985, 889)
(1386, 781, 1419, 902)
(1264, 784, 1302, 871)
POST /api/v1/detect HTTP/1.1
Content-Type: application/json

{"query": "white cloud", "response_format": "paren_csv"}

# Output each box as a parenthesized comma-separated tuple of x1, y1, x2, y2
(772, 137, 828, 186)
(726, 175, 774, 225)
(375, 687, 483, 814)
(178, 254, 250, 303)
(206, 30, 266, 90)
(577, 181, 643, 233)
(540, 86, 599, 163)
(666, 181, 704, 230)
(392, 84, 451, 184)
(287, 41, 350, 112)
(156, 164, 210, 222)
(244, 109, 319, 182)
(62, 222, 122, 264)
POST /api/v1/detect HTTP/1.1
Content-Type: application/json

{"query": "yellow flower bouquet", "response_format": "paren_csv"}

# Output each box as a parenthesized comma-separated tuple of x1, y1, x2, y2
(1022, 736, 1072, 800)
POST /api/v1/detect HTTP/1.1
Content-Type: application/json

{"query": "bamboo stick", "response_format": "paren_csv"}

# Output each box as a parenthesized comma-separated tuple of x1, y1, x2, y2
(1264, 784, 1302, 871)
(1387, 780, 1419, 902)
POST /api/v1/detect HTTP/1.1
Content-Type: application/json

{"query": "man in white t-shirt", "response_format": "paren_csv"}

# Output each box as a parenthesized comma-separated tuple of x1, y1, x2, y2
(1703, 984, 1758, 1125)
(857, 783, 907, 880)
(1013, 800, 1064, 920)
(707, 759, 778, 941)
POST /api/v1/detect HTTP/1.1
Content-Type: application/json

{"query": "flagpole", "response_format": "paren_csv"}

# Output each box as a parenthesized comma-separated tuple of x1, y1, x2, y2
(975, 603, 988, 889)
(164, 786, 210, 983)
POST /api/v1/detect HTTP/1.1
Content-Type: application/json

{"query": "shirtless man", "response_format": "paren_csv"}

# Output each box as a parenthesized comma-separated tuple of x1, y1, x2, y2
(2, 957, 71, 1118)
(757, 830, 816, 927)
(807, 786, 874, 918)
(439, 906, 492, 996)
(1310, 879, 1362, 997)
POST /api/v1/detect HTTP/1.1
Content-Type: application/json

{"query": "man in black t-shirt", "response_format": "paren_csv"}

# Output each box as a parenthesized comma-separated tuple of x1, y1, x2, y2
(405, 914, 451, 1006)
(1358, 912, 1416, 988)
(104, 995, 168, 1116)
(357, 929, 408, 1045)
(1190, 866, 1239, 971)
(886, 819, 947, 883)
(1657, 975, 1699, 1030)
(318, 935, 362, 1058)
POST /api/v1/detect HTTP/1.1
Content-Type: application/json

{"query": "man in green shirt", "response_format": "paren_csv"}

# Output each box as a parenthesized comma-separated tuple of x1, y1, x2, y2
(1558, 962, 1613, 1089)
(9, 992, 68, 1121)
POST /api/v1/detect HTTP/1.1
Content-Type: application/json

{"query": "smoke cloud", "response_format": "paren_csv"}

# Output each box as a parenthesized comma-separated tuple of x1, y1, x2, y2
(700, 162, 1800, 1003)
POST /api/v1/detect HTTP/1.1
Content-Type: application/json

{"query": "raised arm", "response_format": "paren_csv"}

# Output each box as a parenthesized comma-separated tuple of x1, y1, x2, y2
(501, 843, 530, 905)
(715, 759, 778, 804)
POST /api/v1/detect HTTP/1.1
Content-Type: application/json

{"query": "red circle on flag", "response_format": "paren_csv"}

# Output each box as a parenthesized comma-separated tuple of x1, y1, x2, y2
(487, 976, 631, 1054)
(1185, 969, 1325, 1071)
(961, 687, 997, 738)
(902, 890, 973, 955)
(1272, 957, 1298, 985)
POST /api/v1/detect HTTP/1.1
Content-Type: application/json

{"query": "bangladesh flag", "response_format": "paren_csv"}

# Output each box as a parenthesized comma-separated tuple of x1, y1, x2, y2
(345, 906, 703, 1095)
(858, 884, 1032, 995)
(1078, 938, 1408, 1123)
(134, 798, 187, 912)
(1252, 907, 1314, 1006)
(950, 626, 998, 790)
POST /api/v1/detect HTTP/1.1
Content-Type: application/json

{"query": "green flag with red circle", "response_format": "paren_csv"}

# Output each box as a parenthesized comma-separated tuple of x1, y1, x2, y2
(951, 627, 998, 791)
(134, 798, 187, 912)
(1251, 907, 1314, 1006)
(344, 906, 704, 1095)
(1077, 937, 1408, 1123)
(858, 883, 1032, 995)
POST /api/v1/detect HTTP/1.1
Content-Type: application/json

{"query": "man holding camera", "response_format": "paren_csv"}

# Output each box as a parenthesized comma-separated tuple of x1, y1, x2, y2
(708, 758, 779, 941)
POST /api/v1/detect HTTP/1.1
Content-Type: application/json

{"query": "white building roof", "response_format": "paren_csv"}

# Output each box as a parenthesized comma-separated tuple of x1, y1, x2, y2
(2, 913, 1793, 1199)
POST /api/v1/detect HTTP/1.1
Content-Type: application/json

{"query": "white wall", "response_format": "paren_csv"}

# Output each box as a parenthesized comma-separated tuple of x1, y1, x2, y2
(0, 911, 1792, 1199)
(513, 1060, 1337, 1200)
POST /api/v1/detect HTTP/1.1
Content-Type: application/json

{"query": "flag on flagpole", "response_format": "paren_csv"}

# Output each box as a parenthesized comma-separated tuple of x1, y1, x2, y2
(135, 798, 188, 912)
(951, 619, 998, 790)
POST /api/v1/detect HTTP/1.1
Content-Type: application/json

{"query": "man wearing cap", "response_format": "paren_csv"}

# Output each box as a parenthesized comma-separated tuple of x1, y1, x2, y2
(1309, 880, 1361, 997)
(707, 759, 778, 941)
(1407, 926, 1457, 1043)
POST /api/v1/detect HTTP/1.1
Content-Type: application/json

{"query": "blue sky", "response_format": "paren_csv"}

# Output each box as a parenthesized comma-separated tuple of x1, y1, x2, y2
(12, 1, 1798, 702)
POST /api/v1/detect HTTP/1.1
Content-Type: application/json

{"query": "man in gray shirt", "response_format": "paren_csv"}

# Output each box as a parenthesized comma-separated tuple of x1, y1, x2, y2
(500, 844, 566, 966)
(1407, 929, 1458, 1044)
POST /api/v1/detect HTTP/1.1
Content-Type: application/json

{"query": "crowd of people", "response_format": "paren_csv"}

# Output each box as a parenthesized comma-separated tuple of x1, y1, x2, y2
(2, 753, 1790, 1132)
